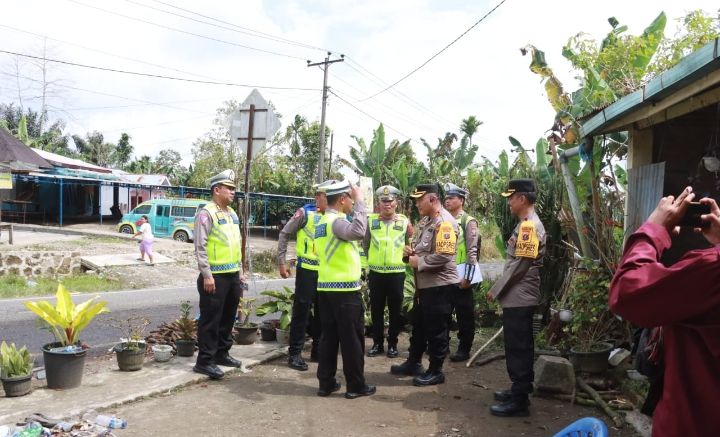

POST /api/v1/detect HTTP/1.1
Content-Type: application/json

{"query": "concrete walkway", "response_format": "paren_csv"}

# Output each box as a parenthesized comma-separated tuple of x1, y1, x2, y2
(0, 341, 288, 426)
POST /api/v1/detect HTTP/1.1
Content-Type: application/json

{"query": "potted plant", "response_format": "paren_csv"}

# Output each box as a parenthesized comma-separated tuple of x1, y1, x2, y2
(0, 341, 34, 397)
(561, 261, 626, 373)
(474, 280, 501, 327)
(174, 301, 197, 357)
(24, 284, 109, 389)
(255, 287, 294, 344)
(259, 319, 279, 341)
(109, 316, 150, 371)
(233, 297, 258, 345)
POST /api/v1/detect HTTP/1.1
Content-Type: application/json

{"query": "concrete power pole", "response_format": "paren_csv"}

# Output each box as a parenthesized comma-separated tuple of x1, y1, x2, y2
(307, 52, 344, 183)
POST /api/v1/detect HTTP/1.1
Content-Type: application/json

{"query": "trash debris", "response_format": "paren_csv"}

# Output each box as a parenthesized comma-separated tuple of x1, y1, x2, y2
(47, 345, 83, 354)
(26, 280, 37, 288)
(81, 412, 127, 430)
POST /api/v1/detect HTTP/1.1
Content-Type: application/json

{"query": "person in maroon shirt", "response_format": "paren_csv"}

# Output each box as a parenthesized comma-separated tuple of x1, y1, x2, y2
(609, 186, 720, 437)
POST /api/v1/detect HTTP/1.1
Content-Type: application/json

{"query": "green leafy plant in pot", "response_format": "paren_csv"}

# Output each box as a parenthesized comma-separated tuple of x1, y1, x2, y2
(233, 297, 258, 345)
(109, 316, 150, 371)
(24, 284, 109, 389)
(255, 287, 294, 344)
(0, 341, 34, 397)
(561, 261, 628, 374)
(474, 280, 500, 328)
(174, 301, 197, 357)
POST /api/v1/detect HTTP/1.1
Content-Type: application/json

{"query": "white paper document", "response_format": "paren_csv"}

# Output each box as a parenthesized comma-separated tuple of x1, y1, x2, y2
(457, 263, 483, 284)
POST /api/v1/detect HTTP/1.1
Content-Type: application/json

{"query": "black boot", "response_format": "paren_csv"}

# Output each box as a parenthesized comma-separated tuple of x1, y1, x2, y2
(412, 369, 445, 386)
(390, 359, 424, 376)
(493, 389, 512, 402)
(367, 343, 384, 357)
(490, 398, 530, 417)
(386, 344, 399, 358)
(449, 350, 470, 362)
(288, 354, 309, 371)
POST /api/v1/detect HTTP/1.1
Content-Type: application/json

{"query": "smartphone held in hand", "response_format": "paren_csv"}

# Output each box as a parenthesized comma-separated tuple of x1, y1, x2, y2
(679, 202, 710, 228)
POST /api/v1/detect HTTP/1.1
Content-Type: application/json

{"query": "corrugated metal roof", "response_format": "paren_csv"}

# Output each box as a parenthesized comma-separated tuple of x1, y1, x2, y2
(0, 128, 53, 168)
(581, 38, 720, 137)
(32, 147, 113, 173)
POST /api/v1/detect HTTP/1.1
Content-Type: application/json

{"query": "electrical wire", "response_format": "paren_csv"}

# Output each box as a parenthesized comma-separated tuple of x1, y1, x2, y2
(0, 49, 319, 91)
(358, 0, 508, 102)
(328, 89, 413, 140)
(65, 0, 309, 61)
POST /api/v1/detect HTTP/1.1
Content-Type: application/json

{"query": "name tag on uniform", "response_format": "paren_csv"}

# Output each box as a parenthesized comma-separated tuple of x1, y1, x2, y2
(435, 221, 456, 255)
(215, 212, 227, 224)
(393, 220, 404, 231)
(515, 220, 539, 258)
(371, 219, 381, 230)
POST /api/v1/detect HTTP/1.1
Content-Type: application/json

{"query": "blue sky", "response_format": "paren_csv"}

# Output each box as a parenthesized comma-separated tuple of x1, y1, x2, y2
(0, 0, 718, 175)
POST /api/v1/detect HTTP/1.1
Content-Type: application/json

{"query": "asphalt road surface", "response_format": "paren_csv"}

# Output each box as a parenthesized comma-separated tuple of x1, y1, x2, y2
(1, 278, 294, 367)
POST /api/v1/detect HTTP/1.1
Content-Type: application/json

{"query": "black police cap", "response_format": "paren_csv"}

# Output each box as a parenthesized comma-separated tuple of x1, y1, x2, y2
(501, 179, 536, 197)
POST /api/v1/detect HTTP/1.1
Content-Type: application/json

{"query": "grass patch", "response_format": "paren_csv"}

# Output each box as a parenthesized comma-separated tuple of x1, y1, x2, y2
(0, 274, 124, 298)
(478, 220, 502, 261)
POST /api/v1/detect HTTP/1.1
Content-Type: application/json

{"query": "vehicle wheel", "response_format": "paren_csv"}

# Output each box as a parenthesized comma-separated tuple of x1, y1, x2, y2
(174, 230, 189, 242)
(119, 224, 134, 234)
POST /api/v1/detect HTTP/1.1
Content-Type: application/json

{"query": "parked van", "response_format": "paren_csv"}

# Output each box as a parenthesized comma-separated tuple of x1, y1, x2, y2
(117, 198, 208, 242)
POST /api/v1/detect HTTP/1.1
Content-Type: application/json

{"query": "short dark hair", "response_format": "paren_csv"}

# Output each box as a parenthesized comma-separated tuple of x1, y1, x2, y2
(326, 193, 344, 206)
(141, 215, 149, 221)
(517, 192, 536, 204)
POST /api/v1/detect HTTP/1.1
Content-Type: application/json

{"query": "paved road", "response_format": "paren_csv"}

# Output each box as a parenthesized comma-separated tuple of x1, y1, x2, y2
(2, 261, 503, 367)
(1, 278, 294, 366)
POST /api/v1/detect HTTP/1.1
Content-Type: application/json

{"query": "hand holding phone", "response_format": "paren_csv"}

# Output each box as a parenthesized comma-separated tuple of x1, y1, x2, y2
(679, 202, 711, 228)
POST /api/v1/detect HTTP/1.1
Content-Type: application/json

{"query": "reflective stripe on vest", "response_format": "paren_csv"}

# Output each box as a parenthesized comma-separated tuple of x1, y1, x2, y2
(297, 211, 321, 271)
(314, 212, 362, 292)
(367, 213, 407, 273)
(455, 212, 476, 264)
(203, 203, 242, 274)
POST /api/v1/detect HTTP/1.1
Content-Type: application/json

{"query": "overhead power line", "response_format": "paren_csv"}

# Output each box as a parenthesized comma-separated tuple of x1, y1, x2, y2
(329, 90, 412, 141)
(65, 0, 308, 60)
(359, 0, 508, 102)
(0, 49, 319, 91)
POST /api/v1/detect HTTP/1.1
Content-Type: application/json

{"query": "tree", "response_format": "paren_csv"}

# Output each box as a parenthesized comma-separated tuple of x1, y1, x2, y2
(459, 115, 483, 148)
(112, 133, 134, 169)
(126, 155, 154, 174)
(340, 124, 414, 188)
(72, 131, 115, 167)
(0, 103, 71, 156)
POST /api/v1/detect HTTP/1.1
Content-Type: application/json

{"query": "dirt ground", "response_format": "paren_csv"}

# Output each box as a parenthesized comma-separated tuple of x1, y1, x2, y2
(108, 334, 638, 437)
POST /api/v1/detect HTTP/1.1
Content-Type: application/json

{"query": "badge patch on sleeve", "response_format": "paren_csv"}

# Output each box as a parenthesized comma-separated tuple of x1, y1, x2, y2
(514, 220, 539, 258)
(435, 221, 457, 255)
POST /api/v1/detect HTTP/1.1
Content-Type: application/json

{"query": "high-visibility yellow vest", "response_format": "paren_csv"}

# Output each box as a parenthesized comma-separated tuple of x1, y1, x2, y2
(203, 202, 242, 273)
(296, 211, 321, 271)
(367, 213, 407, 273)
(314, 211, 362, 292)
(456, 212, 476, 264)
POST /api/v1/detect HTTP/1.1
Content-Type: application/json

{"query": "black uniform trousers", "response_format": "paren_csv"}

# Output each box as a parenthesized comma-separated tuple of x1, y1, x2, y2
(196, 272, 242, 366)
(368, 271, 405, 346)
(316, 291, 366, 393)
(502, 305, 536, 400)
(449, 284, 476, 353)
(288, 266, 320, 356)
(408, 285, 453, 371)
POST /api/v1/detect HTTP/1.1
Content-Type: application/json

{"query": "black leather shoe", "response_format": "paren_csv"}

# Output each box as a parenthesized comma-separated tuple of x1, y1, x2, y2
(412, 370, 445, 386)
(490, 399, 530, 417)
(386, 345, 399, 358)
(367, 343, 384, 357)
(193, 363, 224, 380)
(390, 360, 425, 376)
(449, 350, 470, 362)
(345, 384, 376, 399)
(494, 389, 512, 402)
(288, 354, 309, 371)
(215, 355, 242, 368)
(317, 381, 341, 397)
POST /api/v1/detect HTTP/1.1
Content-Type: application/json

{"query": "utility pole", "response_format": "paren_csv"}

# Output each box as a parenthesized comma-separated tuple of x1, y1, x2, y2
(307, 52, 344, 183)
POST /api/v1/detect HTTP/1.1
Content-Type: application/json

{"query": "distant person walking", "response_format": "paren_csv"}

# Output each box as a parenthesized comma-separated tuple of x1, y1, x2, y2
(134, 215, 155, 266)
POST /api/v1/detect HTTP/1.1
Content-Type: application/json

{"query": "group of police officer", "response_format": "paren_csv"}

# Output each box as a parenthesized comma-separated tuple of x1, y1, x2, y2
(194, 169, 545, 416)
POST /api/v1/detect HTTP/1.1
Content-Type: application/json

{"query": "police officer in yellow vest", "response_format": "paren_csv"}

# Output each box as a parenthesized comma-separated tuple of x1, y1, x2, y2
(363, 185, 412, 358)
(391, 183, 459, 386)
(443, 183, 481, 362)
(193, 169, 245, 380)
(277, 179, 336, 371)
(314, 180, 376, 399)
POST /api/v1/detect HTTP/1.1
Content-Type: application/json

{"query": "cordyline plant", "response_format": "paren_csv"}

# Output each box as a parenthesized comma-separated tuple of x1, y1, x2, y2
(24, 284, 109, 346)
